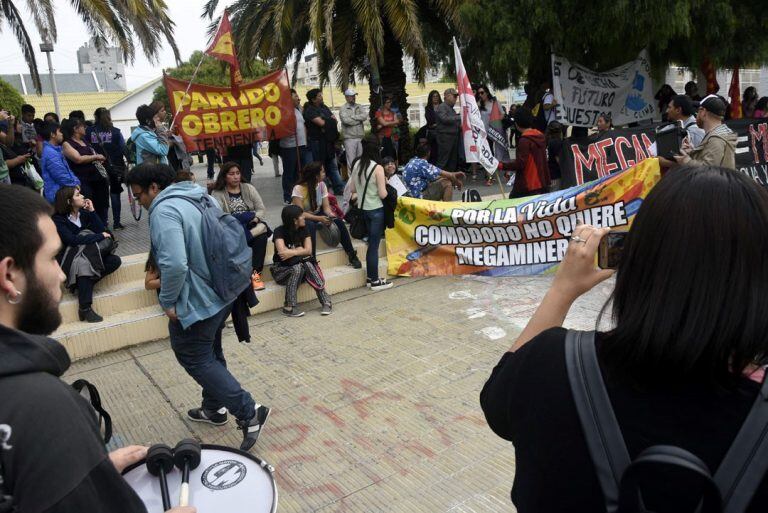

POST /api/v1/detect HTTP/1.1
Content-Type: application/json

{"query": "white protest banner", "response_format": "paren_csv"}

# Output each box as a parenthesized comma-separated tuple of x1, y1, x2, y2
(552, 50, 657, 127)
(453, 38, 498, 173)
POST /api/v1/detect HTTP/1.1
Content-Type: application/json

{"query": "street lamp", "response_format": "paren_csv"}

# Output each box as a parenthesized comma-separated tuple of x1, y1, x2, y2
(39, 34, 60, 118)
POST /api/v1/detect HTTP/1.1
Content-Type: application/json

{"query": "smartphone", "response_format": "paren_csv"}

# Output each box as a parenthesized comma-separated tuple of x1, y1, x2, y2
(598, 231, 627, 270)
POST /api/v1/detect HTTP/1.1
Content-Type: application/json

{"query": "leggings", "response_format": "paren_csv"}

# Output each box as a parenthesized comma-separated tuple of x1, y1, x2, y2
(270, 262, 331, 308)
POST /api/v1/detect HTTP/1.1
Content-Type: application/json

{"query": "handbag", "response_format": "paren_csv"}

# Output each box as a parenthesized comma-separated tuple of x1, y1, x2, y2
(93, 160, 110, 181)
(348, 162, 375, 239)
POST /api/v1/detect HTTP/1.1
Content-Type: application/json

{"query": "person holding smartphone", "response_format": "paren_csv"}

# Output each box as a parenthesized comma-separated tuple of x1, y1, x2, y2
(481, 165, 768, 512)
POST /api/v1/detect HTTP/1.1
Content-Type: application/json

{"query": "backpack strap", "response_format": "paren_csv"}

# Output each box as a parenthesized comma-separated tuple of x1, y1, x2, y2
(71, 379, 112, 444)
(715, 373, 768, 513)
(565, 330, 631, 513)
(357, 162, 375, 211)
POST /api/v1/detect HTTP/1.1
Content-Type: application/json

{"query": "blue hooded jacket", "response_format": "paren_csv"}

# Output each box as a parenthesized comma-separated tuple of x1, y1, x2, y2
(130, 126, 169, 165)
(149, 182, 228, 328)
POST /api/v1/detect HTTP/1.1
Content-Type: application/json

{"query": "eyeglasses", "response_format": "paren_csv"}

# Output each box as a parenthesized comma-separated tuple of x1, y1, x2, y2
(478, 91, 487, 96)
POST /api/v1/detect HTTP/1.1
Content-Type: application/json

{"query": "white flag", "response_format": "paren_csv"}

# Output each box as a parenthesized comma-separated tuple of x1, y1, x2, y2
(453, 38, 498, 174)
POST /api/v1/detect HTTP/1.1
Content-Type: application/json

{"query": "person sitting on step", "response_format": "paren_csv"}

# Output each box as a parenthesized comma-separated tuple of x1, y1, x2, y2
(52, 186, 121, 323)
(210, 161, 270, 291)
(292, 161, 362, 268)
(270, 205, 332, 317)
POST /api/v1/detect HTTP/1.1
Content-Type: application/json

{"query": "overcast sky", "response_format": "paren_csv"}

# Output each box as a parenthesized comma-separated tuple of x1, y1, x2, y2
(0, 0, 233, 90)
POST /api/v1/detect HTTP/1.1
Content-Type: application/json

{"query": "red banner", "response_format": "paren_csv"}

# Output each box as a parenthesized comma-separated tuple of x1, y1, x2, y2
(165, 69, 295, 153)
(205, 10, 243, 94)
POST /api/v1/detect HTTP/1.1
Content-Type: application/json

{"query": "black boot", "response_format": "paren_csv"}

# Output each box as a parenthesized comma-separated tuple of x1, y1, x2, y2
(78, 307, 103, 323)
(348, 251, 362, 269)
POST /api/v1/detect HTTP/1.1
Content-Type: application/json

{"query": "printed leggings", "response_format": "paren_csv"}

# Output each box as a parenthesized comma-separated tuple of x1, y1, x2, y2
(271, 261, 331, 308)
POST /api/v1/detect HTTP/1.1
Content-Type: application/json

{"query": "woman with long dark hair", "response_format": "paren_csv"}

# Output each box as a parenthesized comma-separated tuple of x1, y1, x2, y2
(61, 117, 110, 225)
(270, 204, 332, 317)
(425, 90, 442, 164)
(210, 161, 270, 290)
(475, 84, 508, 185)
(347, 134, 392, 291)
(131, 104, 169, 165)
(292, 161, 361, 267)
(743, 86, 759, 118)
(481, 165, 768, 512)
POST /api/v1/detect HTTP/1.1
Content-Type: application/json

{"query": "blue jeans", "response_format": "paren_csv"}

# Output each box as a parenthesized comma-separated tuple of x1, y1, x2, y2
(309, 139, 345, 195)
(279, 145, 312, 203)
(363, 208, 385, 281)
(169, 305, 256, 420)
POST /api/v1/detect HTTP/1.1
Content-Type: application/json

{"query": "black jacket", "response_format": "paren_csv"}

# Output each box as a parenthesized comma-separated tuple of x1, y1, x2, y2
(0, 325, 146, 513)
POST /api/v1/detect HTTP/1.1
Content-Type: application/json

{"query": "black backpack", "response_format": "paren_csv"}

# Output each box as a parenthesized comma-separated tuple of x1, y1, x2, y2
(565, 330, 768, 513)
(461, 189, 482, 202)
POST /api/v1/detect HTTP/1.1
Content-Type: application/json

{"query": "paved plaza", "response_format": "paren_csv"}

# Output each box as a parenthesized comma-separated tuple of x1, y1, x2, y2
(65, 273, 614, 512)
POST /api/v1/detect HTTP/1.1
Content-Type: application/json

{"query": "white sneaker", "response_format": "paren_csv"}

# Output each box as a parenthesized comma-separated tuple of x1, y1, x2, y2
(370, 279, 393, 291)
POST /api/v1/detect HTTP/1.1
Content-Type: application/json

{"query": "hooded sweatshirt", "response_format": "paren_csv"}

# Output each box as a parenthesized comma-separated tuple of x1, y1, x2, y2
(130, 126, 169, 165)
(687, 123, 738, 170)
(0, 324, 146, 513)
(149, 181, 228, 328)
(509, 128, 549, 195)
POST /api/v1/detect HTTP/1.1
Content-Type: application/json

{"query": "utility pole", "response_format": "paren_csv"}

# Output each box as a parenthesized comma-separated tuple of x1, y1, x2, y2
(39, 31, 60, 118)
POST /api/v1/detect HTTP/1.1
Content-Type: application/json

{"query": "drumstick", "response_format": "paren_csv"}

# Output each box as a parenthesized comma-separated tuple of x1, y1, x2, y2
(174, 439, 202, 508)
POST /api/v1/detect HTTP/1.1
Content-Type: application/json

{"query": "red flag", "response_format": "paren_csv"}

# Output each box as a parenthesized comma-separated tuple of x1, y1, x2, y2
(205, 10, 243, 94)
(728, 67, 743, 119)
(699, 58, 719, 95)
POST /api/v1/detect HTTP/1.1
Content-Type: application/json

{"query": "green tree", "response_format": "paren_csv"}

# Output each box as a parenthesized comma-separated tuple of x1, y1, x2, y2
(1, 0, 180, 93)
(201, 0, 464, 160)
(0, 78, 25, 115)
(152, 50, 270, 110)
(459, 0, 768, 90)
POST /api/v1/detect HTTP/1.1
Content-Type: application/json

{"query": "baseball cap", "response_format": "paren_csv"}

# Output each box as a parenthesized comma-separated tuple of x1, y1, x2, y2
(344, 88, 357, 96)
(698, 94, 727, 117)
(444, 88, 458, 97)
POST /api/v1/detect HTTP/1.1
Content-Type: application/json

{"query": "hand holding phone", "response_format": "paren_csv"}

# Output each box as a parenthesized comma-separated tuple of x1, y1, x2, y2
(598, 231, 627, 269)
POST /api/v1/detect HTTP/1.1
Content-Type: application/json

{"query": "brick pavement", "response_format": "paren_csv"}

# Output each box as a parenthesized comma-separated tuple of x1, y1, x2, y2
(64, 274, 613, 512)
(111, 157, 511, 257)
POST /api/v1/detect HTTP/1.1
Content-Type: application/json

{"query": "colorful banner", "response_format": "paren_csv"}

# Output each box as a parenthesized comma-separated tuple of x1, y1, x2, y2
(559, 119, 768, 187)
(386, 158, 661, 277)
(454, 38, 498, 173)
(552, 50, 657, 127)
(164, 69, 295, 153)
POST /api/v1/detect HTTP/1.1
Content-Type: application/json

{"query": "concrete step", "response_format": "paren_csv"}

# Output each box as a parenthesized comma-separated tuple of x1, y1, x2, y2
(60, 241, 384, 323)
(94, 237, 375, 290)
(54, 259, 389, 361)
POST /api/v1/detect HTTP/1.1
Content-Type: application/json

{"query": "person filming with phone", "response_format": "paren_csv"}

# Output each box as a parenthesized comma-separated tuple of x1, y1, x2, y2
(674, 95, 737, 170)
(481, 165, 768, 512)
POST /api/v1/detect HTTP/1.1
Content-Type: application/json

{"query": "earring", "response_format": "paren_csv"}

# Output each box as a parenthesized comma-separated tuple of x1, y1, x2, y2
(6, 291, 21, 305)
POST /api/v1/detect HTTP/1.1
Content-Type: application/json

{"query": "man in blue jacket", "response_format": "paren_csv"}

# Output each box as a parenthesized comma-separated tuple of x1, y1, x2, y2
(126, 163, 269, 451)
(40, 122, 80, 203)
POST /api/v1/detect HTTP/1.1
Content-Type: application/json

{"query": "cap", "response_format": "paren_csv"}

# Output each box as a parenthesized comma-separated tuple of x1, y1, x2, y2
(444, 88, 458, 97)
(698, 94, 727, 117)
(344, 88, 357, 97)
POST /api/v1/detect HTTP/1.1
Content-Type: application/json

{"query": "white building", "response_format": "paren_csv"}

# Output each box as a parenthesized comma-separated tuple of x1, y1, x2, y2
(77, 38, 127, 91)
(108, 77, 162, 139)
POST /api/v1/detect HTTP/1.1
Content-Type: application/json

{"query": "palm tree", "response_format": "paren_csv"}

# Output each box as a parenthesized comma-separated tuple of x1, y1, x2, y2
(1, 0, 181, 93)
(203, 0, 464, 159)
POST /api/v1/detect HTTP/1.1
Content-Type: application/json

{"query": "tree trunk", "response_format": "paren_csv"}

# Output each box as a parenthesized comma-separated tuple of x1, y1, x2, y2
(368, 26, 412, 163)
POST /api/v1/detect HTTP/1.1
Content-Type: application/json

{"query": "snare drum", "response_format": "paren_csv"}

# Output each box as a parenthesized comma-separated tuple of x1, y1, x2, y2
(123, 444, 277, 513)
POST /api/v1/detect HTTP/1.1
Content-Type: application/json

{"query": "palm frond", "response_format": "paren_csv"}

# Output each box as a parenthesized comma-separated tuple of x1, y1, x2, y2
(0, 0, 42, 93)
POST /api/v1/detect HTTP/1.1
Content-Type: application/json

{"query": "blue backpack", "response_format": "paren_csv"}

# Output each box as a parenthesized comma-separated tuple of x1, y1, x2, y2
(155, 194, 251, 304)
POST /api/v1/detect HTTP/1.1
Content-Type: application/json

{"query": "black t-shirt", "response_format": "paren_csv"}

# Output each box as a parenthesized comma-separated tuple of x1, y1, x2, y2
(546, 138, 562, 180)
(304, 103, 337, 141)
(480, 327, 768, 513)
(272, 225, 309, 266)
